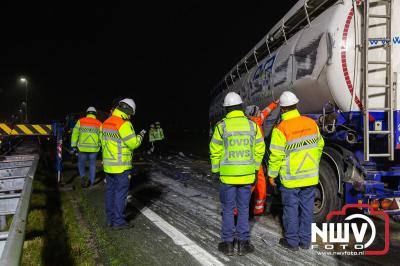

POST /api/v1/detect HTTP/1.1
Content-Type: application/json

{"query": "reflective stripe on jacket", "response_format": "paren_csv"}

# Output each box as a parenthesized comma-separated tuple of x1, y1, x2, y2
(100, 109, 143, 174)
(209, 110, 266, 185)
(71, 114, 101, 152)
(267, 109, 324, 188)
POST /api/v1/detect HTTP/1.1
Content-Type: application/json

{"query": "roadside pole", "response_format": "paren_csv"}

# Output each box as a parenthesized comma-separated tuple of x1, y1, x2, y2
(55, 124, 63, 183)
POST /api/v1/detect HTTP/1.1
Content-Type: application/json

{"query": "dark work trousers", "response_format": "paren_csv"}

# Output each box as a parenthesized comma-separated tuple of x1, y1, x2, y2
(153, 140, 164, 156)
(78, 152, 98, 185)
(220, 183, 251, 242)
(105, 170, 130, 227)
(280, 185, 315, 247)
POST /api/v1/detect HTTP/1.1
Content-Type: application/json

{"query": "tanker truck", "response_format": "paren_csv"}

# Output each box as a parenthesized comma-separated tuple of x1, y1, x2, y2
(209, 0, 400, 223)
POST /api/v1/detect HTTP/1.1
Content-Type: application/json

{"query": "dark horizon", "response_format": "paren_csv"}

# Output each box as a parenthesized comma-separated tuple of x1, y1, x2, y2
(0, 2, 292, 130)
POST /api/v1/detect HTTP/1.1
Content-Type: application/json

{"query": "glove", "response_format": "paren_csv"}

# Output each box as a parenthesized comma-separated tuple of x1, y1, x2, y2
(70, 147, 78, 155)
(269, 176, 277, 187)
(139, 129, 146, 138)
(211, 172, 219, 179)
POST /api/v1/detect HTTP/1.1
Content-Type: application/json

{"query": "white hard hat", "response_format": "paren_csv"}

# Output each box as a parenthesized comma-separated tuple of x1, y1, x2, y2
(279, 91, 299, 107)
(118, 98, 136, 115)
(86, 106, 97, 113)
(223, 92, 243, 107)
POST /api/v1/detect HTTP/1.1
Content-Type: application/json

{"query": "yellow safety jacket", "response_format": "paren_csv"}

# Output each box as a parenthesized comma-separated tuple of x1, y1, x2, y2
(153, 127, 164, 141)
(100, 109, 143, 174)
(209, 110, 266, 184)
(71, 114, 102, 153)
(268, 109, 324, 188)
(149, 128, 157, 142)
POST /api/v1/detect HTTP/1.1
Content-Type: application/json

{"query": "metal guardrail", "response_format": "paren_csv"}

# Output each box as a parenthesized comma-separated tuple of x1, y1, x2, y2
(0, 152, 39, 266)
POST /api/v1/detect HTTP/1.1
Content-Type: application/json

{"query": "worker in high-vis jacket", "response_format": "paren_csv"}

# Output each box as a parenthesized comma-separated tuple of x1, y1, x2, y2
(148, 124, 156, 154)
(245, 100, 278, 215)
(71, 107, 102, 187)
(152, 121, 165, 156)
(154, 121, 164, 140)
(268, 91, 324, 251)
(101, 98, 146, 230)
(210, 92, 265, 256)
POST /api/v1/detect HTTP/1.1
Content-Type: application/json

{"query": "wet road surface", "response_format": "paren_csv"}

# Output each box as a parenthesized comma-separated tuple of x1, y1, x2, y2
(68, 153, 400, 265)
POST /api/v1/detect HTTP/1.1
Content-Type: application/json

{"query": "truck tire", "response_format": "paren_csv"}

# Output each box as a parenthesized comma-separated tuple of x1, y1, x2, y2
(314, 159, 343, 224)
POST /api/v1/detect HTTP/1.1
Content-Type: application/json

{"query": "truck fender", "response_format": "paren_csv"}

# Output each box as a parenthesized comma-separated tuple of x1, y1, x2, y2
(321, 146, 345, 195)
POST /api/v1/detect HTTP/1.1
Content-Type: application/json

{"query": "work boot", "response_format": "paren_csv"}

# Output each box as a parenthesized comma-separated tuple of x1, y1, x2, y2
(81, 177, 87, 188)
(279, 238, 299, 251)
(218, 241, 234, 256)
(265, 198, 272, 214)
(237, 240, 254, 255)
(299, 243, 310, 250)
(112, 223, 134, 230)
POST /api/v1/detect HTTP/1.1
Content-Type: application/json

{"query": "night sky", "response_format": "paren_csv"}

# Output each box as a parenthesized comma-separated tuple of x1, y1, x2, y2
(0, 1, 292, 131)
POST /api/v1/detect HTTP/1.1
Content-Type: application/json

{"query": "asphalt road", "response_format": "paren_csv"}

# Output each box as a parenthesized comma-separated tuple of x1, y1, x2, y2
(67, 153, 400, 266)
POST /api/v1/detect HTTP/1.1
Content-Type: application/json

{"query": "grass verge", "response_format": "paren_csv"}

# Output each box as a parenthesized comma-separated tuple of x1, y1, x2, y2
(21, 160, 96, 266)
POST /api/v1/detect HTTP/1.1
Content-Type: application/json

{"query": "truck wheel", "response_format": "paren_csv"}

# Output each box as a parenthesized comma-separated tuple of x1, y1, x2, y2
(314, 159, 343, 224)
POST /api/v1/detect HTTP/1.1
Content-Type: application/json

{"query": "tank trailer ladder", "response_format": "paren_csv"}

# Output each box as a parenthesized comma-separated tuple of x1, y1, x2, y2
(362, 0, 394, 161)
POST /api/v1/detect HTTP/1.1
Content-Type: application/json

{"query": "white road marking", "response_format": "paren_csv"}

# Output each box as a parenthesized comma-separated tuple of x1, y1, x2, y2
(132, 199, 225, 266)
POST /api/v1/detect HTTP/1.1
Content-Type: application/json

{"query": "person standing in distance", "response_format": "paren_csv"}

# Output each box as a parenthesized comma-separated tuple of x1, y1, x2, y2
(71, 106, 102, 187)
